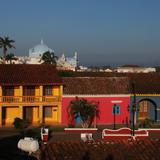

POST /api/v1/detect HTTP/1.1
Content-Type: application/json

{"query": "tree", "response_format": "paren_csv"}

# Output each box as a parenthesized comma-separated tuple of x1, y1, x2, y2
(68, 97, 100, 128)
(0, 36, 15, 63)
(40, 51, 57, 65)
(5, 53, 18, 64)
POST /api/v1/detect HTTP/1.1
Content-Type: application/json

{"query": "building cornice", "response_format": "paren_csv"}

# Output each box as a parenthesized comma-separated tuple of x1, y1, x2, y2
(130, 94, 160, 97)
(63, 94, 130, 98)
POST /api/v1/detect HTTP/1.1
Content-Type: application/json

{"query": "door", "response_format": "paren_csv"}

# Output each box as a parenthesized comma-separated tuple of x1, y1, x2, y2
(139, 101, 150, 120)
(24, 107, 33, 123)
(43, 106, 58, 123)
(2, 107, 6, 125)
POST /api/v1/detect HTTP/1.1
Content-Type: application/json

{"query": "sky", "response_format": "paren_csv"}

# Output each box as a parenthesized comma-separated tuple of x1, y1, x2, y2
(0, 0, 160, 67)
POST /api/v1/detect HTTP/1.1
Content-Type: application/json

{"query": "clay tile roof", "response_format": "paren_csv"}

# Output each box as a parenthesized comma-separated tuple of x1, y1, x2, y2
(128, 73, 160, 94)
(63, 77, 130, 95)
(0, 64, 62, 85)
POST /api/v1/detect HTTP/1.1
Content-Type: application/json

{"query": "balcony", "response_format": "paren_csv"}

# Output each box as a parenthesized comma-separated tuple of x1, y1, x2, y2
(0, 96, 61, 104)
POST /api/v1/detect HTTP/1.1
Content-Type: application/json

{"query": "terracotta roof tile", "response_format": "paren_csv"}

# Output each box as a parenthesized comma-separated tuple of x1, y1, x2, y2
(0, 64, 62, 85)
(128, 74, 160, 94)
(45, 139, 160, 160)
(61, 71, 160, 94)
(63, 77, 130, 94)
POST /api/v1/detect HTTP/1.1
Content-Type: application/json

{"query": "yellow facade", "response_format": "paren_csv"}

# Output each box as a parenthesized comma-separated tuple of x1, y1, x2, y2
(0, 85, 62, 126)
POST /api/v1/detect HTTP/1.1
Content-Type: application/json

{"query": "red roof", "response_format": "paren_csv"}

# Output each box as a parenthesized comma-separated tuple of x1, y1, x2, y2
(44, 139, 160, 160)
(61, 71, 160, 94)
(0, 64, 62, 85)
(63, 77, 130, 94)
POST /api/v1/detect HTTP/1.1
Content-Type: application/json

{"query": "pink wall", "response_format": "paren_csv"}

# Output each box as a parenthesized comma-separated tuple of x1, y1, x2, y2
(62, 96, 130, 125)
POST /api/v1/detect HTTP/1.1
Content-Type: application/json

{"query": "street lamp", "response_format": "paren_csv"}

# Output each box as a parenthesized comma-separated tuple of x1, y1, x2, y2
(113, 104, 116, 130)
(128, 82, 138, 136)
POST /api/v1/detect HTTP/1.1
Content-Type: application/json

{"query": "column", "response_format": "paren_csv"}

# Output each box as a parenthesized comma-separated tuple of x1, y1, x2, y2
(60, 85, 63, 98)
(39, 105, 43, 124)
(0, 106, 2, 126)
(19, 105, 23, 119)
(19, 86, 23, 102)
(58, 103, 61, 123)
(0, 86, 2, 103)
(39, 86, 43, 102)
(156, 108, 160, 122)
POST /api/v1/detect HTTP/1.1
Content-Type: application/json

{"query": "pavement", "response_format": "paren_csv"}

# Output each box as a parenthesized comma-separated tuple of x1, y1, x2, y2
(0, 126, 159, 160)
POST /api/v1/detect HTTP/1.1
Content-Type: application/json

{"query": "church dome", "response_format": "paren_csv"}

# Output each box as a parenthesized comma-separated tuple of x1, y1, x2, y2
(29, 40, 53, 58)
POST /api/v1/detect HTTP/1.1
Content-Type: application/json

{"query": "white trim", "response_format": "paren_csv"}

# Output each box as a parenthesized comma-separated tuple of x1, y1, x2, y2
(156, 108, 160, 111)
(139, 128, 160, 131)
(111, 100, 123, 103)
(63, 94, 130, 98)
(103, 127, 131, 132)
(64, 128, 98, 131)
(104, 134, 132, 137)
(102, 128, 149, 138)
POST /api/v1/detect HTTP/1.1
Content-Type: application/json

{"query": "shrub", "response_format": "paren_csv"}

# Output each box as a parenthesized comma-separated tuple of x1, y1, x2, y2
(13, 117, 30, 129)
(138, 118, 154, 128)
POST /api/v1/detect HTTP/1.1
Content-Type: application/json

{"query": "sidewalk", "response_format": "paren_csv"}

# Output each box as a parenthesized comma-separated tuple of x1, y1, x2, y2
(50, 131, 102, 142)
(0, 127, 20, 139)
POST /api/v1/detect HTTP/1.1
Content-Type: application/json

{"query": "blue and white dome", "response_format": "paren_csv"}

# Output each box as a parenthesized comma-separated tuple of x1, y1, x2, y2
(29, 40, 54, 58)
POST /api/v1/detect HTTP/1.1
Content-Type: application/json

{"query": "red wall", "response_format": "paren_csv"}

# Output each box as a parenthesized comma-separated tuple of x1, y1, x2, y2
(62, 96, 130, 125)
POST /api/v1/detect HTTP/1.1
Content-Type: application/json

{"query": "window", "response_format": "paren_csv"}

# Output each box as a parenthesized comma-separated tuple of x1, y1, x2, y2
(112, 105, 120, 114)
(43, 86, 53, 96)
(23, 86, 35, 96)
(44, 107, 52, 118)
(139, 101, 149, 112)
(3, 86, 14, 96)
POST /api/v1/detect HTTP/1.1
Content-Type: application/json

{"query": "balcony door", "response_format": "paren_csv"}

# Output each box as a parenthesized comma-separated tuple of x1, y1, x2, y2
(43, 86, 53, 96)
(3, 86, 14, 96)
(23, 86, 35, 96)
(23, 86, 35, 102)
(2, 86, 14, 102)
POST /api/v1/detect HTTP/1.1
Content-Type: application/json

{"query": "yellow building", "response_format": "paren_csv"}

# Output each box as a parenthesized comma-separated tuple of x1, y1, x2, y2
(0, 64, 63, 126)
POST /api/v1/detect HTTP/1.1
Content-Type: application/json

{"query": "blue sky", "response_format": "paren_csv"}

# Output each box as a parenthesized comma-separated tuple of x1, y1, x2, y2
(0, 0, 160, 66)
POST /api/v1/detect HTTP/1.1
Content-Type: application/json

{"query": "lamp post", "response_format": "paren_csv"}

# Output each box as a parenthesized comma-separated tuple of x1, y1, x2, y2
(113, 104, 116, 130)
(128, 82, 138, 136)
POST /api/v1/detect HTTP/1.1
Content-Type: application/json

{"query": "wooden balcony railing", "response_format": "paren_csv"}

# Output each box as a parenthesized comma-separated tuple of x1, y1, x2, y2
(0, 96, 61, 103)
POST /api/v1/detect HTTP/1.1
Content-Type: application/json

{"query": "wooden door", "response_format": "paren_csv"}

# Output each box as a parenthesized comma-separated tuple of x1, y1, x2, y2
(139, 101, 150, 120)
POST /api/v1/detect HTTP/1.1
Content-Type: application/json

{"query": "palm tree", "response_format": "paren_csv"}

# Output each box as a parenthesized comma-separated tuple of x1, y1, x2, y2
(5, 53, 18, 64)
(68, 97, 100, 128)
(40, 51, 57, 65)
(0, 36, 15, 63)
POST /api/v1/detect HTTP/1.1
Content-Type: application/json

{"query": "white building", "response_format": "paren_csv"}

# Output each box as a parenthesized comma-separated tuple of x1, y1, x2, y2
(115, 66, 156, 73)
(8, 40, 78, 71)
(56, 52, 78, 71)
(29, 40, 53, 58)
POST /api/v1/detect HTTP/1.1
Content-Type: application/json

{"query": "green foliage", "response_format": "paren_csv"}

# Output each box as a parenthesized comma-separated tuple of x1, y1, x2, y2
(58, 71, 73, 77)
(68, 97, 100, 128)
(5, 53, 18, 64)
(40, 51, 57, 65)
(13, 117, 30, 130)
(0, 36, 15, 63)
(138, 118, 154, 128)
(155, 66, 160, 72)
